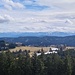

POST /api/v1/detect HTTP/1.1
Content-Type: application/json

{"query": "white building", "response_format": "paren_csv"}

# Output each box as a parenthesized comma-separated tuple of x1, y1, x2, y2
(51, 48, 59, 51)
(45, 47, 58, 54)
(36, 47, 59, 56)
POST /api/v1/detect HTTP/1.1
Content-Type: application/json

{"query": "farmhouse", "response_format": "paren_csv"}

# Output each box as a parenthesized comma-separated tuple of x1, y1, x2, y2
(36, 47, 59, 56)
(44, 47, 59, 54)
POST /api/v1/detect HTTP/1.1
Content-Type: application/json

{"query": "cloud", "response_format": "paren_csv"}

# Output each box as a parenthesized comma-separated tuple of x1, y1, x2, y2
(65, 19, 73, 25)
(1, 0, 25, 10)
(34, 0, 75, 11)
(0, 15, 14, 23)
(4, 4, 12, 10)
(35, 0, 75, 5)
(0, 0, 75, 33)
(0, 10, 75, 33)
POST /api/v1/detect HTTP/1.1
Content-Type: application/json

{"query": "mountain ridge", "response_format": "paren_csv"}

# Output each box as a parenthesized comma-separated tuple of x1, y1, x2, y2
(0, 35, 75, 46)
(0, 32, 75, 37)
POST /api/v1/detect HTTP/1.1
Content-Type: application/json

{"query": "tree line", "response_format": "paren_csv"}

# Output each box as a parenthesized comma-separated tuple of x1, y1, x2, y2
(0, 49, 75, 75)
(0, 40, 17, 51)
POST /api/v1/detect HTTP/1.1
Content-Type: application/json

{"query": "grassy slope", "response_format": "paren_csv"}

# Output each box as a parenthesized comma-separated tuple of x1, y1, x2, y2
(9, 46, 51, 56)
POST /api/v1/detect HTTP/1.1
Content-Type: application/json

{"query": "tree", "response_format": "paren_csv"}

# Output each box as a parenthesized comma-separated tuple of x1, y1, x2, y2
(31, 52, 45, 75)
(64, 54, 72, 75)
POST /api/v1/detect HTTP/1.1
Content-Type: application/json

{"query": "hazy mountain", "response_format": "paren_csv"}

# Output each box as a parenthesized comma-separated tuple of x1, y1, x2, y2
(0, 35, 75, 46)
(0, 32, 75, 37)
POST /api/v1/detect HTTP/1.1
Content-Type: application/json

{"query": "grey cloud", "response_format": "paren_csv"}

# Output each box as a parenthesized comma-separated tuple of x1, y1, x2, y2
(0, 19, 9, 23)
(0, 15, 14, 23)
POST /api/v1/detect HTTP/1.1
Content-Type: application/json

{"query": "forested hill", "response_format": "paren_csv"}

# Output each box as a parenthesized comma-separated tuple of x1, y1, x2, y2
(0, 36, 75, 46)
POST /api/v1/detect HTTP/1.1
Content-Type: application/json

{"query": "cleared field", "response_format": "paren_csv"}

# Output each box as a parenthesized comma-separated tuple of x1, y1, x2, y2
(9, 46, 51, 56)
(8, 46, 75, 56)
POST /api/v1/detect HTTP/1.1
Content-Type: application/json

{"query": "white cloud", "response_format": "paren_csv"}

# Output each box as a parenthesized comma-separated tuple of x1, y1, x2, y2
(0, 14, 14, 23)
(36, 0, 75, 4)
(0, 11, 75, 33)
(35, 0, 75, 11)
(0, 0, 75, 33)
(2, 0, 25, 10)
(4, 4, 12, 10)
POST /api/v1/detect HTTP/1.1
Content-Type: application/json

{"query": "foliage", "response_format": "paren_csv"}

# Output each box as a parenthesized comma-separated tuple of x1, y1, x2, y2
(0, 49, 75, 75)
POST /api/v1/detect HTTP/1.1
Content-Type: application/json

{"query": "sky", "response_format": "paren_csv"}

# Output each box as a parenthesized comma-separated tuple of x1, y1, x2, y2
(0, 0, 75, 33)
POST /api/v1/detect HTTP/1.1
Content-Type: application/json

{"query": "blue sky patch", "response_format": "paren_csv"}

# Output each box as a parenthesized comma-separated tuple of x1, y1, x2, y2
(25, 5, 49, 11)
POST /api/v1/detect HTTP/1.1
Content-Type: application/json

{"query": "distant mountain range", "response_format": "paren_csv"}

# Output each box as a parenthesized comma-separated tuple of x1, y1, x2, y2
(0, 35, 75, 46)
(0, 32, 75, 37)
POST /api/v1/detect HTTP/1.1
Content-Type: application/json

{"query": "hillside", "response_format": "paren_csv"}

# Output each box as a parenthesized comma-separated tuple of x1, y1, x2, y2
(0, 36, 75, 46)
